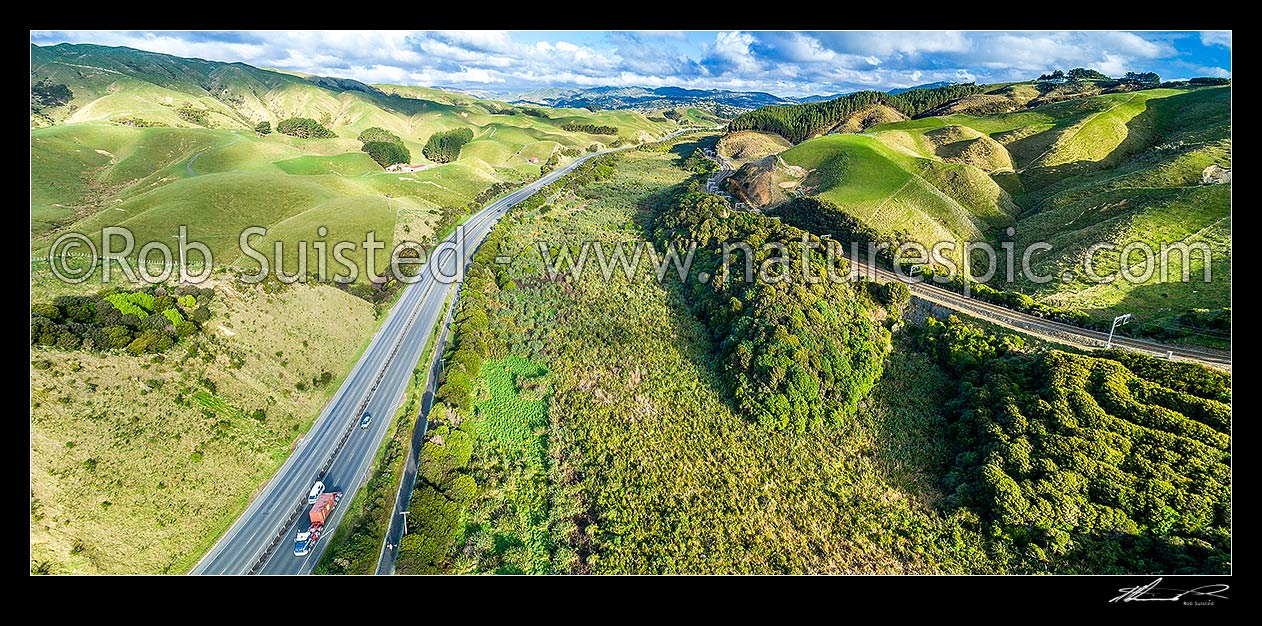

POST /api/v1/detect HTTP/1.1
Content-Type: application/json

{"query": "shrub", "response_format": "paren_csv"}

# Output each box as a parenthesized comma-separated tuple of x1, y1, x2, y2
(175, 105, 210, 126)
(560, 122, 617, 135)
(681, 148, 718, 174)
(31, 80, 73, 109)
(650, 181, 890, 431)
(913, 316, 1231, 573)
(31, 286, 212, 355)
(880, 281, 911, 310)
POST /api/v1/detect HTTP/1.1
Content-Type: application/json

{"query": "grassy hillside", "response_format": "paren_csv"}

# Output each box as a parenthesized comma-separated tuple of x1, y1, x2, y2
(771, 133, 1018, 259)
(999, 87, 1232, 330)
(31, 44, 674, 276)
(30, 272, 378, 574)
(729, 85, 1230, 335)
(716, 130, 792, 166)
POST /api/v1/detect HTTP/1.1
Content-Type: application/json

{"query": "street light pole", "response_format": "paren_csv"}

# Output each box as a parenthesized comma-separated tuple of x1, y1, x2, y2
(399, 510, 409, 536)
(1106, 313, 1132, 349)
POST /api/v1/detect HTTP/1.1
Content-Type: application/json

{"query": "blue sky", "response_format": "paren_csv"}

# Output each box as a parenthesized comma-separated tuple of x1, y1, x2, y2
(30, 30, 1231, 97)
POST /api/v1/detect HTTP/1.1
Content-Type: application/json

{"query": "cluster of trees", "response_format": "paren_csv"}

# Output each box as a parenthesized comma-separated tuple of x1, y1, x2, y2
(363, 142, 411, 168)
(728, 83, 984, 143)
(276, 117, 336, 138)
(31, 79, 72, 110)
(356, 127, 402, 144)
(422, 127, 474, 163)
(395, 423, 475, 573)
(1068, 67, 1110, 80)
(1038, 68, 1113, 82)
(913, 316, 1231, 573)
(560, 122, 618, 135)
(253, 121, 271, 135)
(1121, 71, 1161, 86)
(357, 126, 411, 167)
(31, 285, 214, 355)
(681, 148, 718, 174)
(1161, 77, 1231, 88)
(434, 232, 509, 414)
(175, 104, 210, 126)
(650, 180, 890, 431)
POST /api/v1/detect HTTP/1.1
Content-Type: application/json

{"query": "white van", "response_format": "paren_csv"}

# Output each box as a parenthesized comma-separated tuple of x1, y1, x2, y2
(307, 480, 325, 505)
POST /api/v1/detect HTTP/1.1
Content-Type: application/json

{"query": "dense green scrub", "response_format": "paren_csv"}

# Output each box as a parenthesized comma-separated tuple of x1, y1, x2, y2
(912, 316, 1231, 573)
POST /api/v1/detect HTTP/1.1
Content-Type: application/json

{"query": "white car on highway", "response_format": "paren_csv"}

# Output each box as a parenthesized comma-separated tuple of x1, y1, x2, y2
(307, 481, 325, 505)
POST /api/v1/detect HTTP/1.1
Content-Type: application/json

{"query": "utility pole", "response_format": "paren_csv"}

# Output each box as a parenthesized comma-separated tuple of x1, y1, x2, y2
(399, 510, 409, 536)
(1107, 313, 1132, 349)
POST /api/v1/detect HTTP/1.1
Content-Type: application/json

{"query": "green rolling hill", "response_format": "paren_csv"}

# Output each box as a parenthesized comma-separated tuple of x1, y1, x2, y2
(30, 43, 675, 275)
(725, 82, 1230, 341)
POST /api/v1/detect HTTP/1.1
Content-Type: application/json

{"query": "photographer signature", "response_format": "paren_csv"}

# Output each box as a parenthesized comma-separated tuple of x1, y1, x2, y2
(1111, 578, 1229, 603)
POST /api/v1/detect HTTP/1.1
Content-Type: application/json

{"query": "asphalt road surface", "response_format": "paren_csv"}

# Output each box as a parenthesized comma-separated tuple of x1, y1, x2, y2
(850, 258, 1231, 369)
(192, 130, 698, 575)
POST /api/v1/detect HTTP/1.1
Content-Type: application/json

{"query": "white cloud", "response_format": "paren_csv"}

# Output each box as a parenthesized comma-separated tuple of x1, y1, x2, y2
(709, 31, 760, 72)
(1201, 31, 1231, 49)
(28, 29, 1211, 98)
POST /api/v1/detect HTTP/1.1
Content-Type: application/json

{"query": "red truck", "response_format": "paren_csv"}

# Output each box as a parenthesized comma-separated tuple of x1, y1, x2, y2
(293, 490, 343, 557)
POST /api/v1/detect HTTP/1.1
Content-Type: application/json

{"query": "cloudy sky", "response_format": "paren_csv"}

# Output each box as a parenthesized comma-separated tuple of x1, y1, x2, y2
(30, 30, 1231, 97)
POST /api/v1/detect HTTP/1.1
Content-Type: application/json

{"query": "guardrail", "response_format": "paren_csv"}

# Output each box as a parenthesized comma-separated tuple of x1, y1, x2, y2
(245, 278, 437, 574)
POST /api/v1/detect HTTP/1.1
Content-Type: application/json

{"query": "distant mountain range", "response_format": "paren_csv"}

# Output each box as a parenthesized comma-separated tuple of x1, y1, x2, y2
(796, 81, 962, 103)
(507, 85, 796, 112)
(887, 80, 958, 95)
(510, 82, 971, 112)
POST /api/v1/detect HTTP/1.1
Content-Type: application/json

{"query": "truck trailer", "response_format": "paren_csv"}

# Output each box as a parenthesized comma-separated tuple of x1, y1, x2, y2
(294, 491, 343, 557)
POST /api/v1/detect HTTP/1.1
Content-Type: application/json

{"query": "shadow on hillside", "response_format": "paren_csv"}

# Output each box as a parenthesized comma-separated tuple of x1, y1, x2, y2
(1016, 88, 1229, 200)
(1101, 258, 1232, 351)
(667, 135, 715, 159)
(629, 179, 747, 420)
(859, 333, 959, 511)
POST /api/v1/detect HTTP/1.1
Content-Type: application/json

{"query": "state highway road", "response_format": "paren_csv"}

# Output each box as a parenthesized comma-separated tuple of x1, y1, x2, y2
(850, 259, 1231, 370)
(190, 128, 699, 575)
